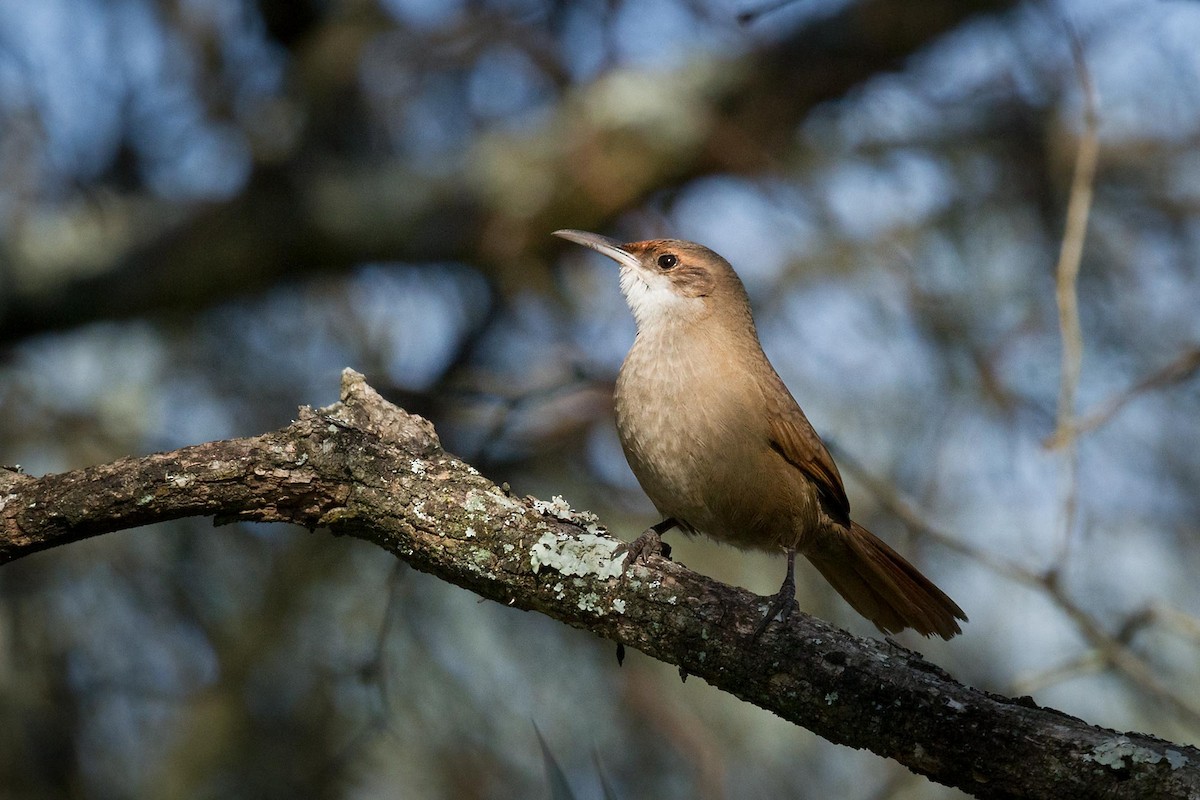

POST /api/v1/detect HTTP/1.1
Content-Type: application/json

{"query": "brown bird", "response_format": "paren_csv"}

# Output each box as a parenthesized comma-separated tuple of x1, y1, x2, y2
(553, 229, 966, 639)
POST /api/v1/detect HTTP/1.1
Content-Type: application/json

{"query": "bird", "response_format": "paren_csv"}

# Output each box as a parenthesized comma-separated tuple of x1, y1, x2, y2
(552, 229, 966, 639)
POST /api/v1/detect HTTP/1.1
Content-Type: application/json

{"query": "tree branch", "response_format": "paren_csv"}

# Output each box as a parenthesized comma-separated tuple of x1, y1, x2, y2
(1, 369, 1196, 799)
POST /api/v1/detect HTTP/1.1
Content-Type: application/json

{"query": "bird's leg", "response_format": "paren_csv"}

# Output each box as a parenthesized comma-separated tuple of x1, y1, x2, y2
(754, 549, 798, 639)
(620, 517, 678, 572)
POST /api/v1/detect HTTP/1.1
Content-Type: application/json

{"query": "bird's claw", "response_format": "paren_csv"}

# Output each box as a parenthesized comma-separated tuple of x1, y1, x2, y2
(619, 528, 671, 574)
(753, 575, 798, 640)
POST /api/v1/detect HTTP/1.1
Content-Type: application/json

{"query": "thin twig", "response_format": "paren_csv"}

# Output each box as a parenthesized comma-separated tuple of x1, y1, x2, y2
(1013, 651, 1104, 696)
(1051, 345, 1200, 441)
(1149, 602, 1200, 647)
(1047, 21, 1100, 569)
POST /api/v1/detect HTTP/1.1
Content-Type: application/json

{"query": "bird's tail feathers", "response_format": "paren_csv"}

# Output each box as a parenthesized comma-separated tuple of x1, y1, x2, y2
(806, 522, 966, 640)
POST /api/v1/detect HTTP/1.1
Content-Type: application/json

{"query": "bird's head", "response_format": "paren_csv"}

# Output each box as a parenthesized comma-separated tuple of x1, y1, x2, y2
(553, 229, 752, 332)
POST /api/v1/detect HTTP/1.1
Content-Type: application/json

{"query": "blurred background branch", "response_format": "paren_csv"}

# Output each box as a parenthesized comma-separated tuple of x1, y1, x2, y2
(2, 0, 1199, 797)
(0, 0, 1015, 343)
(1047, 17, 1097, 568)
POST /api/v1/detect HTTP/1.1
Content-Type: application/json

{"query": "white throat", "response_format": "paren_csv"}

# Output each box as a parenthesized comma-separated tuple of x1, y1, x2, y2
(619, 267, 703, 332)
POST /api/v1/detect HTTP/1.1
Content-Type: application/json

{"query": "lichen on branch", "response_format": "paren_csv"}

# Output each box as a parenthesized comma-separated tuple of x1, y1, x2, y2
(0, 369, 1197, 800)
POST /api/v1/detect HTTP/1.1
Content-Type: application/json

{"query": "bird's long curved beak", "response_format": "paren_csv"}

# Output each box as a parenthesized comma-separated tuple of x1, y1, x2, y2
(552, 229, 641, 271)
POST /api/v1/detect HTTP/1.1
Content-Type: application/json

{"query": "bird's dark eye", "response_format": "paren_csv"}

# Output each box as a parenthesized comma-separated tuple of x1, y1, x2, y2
(657, 254, 678, 270)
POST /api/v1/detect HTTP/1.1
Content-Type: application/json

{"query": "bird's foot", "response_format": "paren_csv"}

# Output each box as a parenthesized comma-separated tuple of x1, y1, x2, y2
(619, 529, 669, 572)
(618, 519, 676, 573)
(753, 551, 798, 640)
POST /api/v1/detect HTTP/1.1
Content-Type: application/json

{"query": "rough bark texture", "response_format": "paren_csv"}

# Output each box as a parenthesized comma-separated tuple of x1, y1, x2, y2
(1, 370, 1197, 799)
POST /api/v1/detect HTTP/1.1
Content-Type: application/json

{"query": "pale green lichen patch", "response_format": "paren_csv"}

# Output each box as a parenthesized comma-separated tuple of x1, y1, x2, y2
(530, 532, 623, 579)
(612, 598, 626, 614)
(462, 489, 526, 534)
(464, 491, 488, 514)
(532, 495, 574, 519)
(166, 473, 194, 488)
(578, 592, 602, 612)
(206, 460, 242, 479)
(1084, 736, 1190, 770)
(531, 495, 607, 536)
(466, 548, 495, 577)
(487, 489, 526, 513)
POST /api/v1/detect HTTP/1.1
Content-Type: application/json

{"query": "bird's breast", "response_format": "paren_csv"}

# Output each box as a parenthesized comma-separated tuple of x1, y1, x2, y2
(614, 331, 810, 549)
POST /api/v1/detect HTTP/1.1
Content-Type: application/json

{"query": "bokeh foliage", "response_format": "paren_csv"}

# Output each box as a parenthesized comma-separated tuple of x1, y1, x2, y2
(2, 0, 1199, 798)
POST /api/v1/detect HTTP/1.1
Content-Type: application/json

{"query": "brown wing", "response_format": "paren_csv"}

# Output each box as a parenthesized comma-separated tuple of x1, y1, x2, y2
(765, 383, 851, 527)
